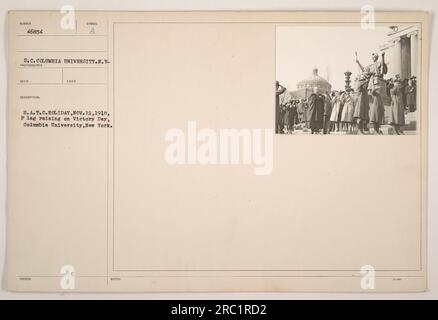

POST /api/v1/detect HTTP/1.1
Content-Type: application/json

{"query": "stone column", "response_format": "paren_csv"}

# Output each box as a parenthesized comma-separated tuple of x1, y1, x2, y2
(387, 44, 394, 78)
(409, 31, 418, 77)
(392, 37, 402, 78)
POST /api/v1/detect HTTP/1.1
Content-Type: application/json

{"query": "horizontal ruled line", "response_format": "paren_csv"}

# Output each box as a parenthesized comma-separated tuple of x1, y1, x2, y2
(17, 83, 107, 85)
(17, 50, 108, 53)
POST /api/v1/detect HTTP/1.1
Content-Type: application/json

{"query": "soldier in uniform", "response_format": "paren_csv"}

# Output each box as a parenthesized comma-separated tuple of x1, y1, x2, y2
(275, 81, 286, 134)
(307, 87, 325, 134)
(389, 78, 405, 135)
(323, 92, 332, 134)
(406, 78, 417, 112)
(355, 52, 388, 134)
(356, 52, 388, 80)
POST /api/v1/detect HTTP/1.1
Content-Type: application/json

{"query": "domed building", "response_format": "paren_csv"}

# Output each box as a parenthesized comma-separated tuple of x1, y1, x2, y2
(290, 67, 332, 99)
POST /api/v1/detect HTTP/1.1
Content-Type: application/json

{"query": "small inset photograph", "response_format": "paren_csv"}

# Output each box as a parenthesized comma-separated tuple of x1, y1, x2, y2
(275, 25, 419, 135)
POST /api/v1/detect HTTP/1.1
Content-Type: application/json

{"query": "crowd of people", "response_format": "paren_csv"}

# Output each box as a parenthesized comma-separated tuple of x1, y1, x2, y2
(276, 76, 416, 135)
(276, 53, 417, 135)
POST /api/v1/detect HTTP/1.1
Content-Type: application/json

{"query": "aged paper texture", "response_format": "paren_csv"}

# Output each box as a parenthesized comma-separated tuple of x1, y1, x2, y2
(6, 11, 428, 292)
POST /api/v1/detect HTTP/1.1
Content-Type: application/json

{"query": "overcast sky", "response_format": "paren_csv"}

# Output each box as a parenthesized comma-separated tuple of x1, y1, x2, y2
(276, 25, 391, 91)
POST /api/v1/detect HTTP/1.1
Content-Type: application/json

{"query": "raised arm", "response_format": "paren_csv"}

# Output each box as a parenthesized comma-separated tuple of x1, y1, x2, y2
(355, 52, 365, 72)
(356, 59, 365, 72)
